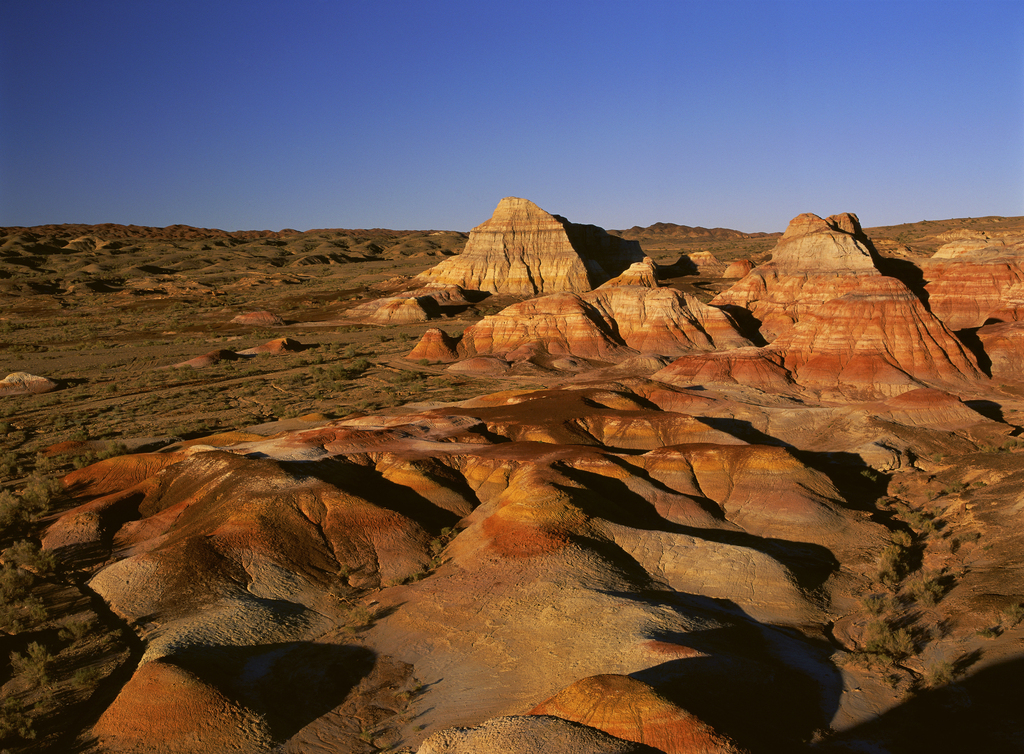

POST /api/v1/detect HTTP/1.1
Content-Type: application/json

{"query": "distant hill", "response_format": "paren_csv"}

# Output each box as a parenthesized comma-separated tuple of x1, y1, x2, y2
(609, 222, 777, 244)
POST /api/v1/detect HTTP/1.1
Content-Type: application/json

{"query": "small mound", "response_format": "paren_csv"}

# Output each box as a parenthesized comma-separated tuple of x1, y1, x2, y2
(93, 659, 273, 753)
(530, 674, 743, 754)
(347, 295, 440, 324)
(236, 337, 305, 356)
(0, 372, 58, 396)
(723, 259, 753, 278)
(407, 328, 462, 362)
(417, 714, 658, 754)
(447, 356, 511, 376)
(174, 349, 240, 368)
(598, 257, 659, 288)
(230, 310, 284, 326)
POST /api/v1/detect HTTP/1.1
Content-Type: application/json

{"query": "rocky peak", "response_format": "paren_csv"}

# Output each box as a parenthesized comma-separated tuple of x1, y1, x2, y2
(413, 198, 643, 295)
(770, 212, 877, 272)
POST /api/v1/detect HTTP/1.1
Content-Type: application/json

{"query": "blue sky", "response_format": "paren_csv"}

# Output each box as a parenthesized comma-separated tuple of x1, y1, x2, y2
(1, 0, 1021, 232)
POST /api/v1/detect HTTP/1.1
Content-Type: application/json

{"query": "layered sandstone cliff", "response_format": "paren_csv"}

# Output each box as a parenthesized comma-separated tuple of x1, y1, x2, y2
(411, 286, 752, 369)
(922, 232, 1024, 331)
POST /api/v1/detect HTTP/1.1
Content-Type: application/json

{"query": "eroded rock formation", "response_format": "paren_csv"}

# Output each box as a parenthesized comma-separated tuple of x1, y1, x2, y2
(413, 197, 643, 295)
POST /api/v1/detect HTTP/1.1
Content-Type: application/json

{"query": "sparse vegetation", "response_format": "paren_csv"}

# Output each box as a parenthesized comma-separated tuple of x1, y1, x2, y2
(906, 572, 945, 607)
(877, 531, 912, 587)
(863, 619, 915, 664)
(1002, 601, 1024, 627)
(924, 659, 956, 687)
(10, 641, 54, 688)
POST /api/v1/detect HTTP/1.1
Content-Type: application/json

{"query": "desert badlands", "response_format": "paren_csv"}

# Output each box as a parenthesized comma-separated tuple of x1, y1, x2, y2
(1, 198, 1024, 752)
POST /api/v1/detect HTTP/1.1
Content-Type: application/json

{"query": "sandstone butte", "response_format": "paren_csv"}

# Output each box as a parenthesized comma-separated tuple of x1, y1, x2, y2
(711, 211, 882, 341)
(413, 197, 644, 295)
(656, 212, 983, 399)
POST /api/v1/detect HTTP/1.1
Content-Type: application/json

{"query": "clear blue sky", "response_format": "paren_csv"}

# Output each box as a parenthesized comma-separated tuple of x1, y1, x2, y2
(1, 0, 1021, 233)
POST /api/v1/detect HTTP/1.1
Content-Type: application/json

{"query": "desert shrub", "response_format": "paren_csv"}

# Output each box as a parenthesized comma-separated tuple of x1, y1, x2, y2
(877, 534, 911, 587)
(0, 453, 20, 480)
(906, 572, 944, 607)
(70, 666, 102, 688)
(19, 475, 62, 518)
(864, 619, 914, 663)
(902, 509, 938, 534)
(977, 626, 1000, 639)
(2, 541, 55, 575)
(862, 593, 897, 616)
(10, 642, 52, 687)
(924, 660, 956, 688)
(344, 604, 372, 633)
(1003, 601, 1024, 627)
(0, 562, 33, 602)
(58, 617, 94, 644)
(0, 697, 35, 741)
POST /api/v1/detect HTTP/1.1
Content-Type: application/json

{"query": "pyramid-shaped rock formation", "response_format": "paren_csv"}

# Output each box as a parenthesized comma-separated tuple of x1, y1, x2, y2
(712, 212, 881, 340)
(414, 197, 643, 295)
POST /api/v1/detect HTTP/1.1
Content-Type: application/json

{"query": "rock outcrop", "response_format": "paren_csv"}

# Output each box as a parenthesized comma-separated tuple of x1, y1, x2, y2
(723, 259, 753, 278)
(690, 212, 983, 397)
(230, 310, 284, 326)
(413, 197, 643, 295)
(412, 287, 752, 371)
(530, 675, 743, 754)
(770, 276, 982, 398)
(978, 321, 1024, 381)
(712, 212, 881, 340)
(0, 372, 59, 396)
(408, 327, 461, 362)
(598, 257, 659, 288)
(922, 232, 1024, 330)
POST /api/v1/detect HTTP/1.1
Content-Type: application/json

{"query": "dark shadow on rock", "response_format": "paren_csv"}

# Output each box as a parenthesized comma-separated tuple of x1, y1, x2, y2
(964, 398, 1005, 423)
(876, 256, 930, 309)
(813, 655, 1024, 753)
(627, 599, 843, 754)
(169, 642, 376, 742)
(659, 255, 699, 276)
(788, 449, 890, 514)
(698, 416, 792, 447)
(290, 457, 466, 532)
(714, 304, 768, 346)
(955, 327, 993, 377)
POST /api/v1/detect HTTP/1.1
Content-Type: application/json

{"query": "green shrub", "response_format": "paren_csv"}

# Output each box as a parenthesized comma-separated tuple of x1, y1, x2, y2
(924, 659, 956, 687)
(877, 535, 911, 587)
(906, 572, 944, 607)
(862, 593, 897, 616)
(1003, 601, 1024, 627)
(0, 697, 35, 740)
(70, 666, 102, 688)
(10, 642, 53, 687)
(2, 541, 55, 575)
(864, 619, 914, 663)
(58, 617, 94, 644)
